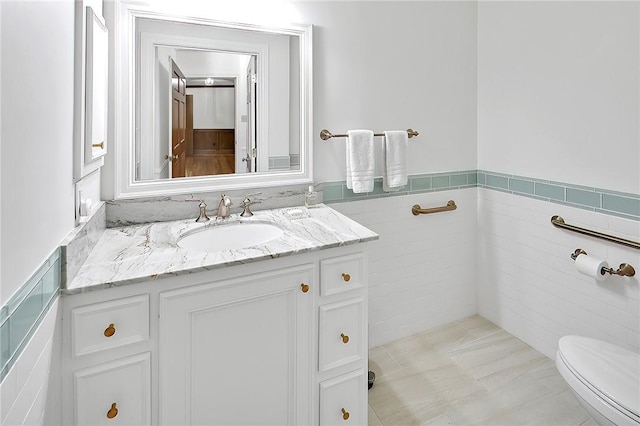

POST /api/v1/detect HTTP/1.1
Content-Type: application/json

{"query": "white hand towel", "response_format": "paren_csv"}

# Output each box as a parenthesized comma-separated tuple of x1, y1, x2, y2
(383, 130, 408, 192)
(346, 130, 375, 193)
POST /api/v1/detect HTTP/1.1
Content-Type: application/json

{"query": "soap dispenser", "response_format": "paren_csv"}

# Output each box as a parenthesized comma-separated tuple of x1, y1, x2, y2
(305, 185, 318, 208)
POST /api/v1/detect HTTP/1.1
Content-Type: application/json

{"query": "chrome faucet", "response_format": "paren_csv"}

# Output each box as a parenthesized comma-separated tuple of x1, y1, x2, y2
(217, 194, 232, 219)
(240, 193, 262, 217)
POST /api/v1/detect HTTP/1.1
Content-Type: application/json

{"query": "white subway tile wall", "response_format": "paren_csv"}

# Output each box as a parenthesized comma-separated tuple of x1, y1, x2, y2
(0, 301, 61, 426)
(332, 188, 478, 348)
(477, 188, 640, 359)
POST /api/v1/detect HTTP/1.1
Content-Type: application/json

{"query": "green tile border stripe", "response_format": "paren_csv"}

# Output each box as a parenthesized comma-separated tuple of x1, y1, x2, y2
(322, 170, 477, 203)
(322, 170, 639, 220)
(1, 248, 61, 383)
(479, 170, 640, 219)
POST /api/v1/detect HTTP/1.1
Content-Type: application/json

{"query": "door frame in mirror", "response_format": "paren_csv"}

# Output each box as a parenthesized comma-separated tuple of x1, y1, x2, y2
(138, 34, 269, 181)
(110, 1, 312, 199)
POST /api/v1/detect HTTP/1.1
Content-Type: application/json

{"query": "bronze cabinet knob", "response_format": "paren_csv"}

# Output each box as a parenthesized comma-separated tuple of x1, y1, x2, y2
(104, 323, 116, 338)
(107, 403, 118, 419)
(341, 408, 350, 420)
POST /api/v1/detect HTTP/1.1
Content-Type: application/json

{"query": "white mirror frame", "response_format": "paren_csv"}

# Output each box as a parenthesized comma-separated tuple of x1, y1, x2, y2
(85, 6, 109, 164)
(112, 1, 312, 199)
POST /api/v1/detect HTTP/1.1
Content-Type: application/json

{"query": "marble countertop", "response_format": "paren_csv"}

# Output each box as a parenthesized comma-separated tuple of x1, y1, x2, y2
(64, 205, 378, 294)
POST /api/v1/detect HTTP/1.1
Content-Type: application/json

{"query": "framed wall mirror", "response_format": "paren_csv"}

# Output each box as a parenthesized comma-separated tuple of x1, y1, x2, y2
(85, 6, 109, 163)
(111, 1, 312, 199)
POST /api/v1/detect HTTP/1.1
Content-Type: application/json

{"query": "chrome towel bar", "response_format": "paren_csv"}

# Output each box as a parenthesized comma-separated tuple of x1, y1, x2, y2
(551, 216, 640, 250)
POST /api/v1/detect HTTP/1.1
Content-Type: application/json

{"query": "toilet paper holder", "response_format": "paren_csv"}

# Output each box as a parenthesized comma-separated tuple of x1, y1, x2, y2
(571, 249, 636, 277)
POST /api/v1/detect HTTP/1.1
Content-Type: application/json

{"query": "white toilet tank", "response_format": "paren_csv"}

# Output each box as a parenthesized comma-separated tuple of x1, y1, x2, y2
(556, 335, 640, 425)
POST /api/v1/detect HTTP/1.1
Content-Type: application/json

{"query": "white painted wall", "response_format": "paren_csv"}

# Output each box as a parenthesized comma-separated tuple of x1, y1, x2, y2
(0, 1, 75, 423)
(477, 2, 640, 358)
(178, 51, 244, 132)
(0, 0, 3, 305)
(0, 1, 75, 303)
(477, 1, 640, 194)
(293, 1, 478, 183)
(291, 1, 479, 346)
(187, 88, 235, 129)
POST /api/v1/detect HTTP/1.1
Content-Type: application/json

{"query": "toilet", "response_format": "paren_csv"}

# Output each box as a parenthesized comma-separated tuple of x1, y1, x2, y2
(556, 335, 640, 425)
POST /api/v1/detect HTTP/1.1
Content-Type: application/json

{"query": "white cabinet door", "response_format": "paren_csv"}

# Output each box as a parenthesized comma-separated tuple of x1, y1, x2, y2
(74, 352, 151, 426)
(71, 294, 149, 357)
(159, 265, 314, 426)
(318, 298, 365, 373)
(320, 370, 367, 426)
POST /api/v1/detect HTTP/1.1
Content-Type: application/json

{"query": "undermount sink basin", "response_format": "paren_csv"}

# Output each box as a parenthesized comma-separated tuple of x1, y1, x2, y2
(177, 222, 284, 252)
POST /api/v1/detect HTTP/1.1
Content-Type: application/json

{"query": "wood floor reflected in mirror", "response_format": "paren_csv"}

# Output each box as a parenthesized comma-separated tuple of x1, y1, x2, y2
(185, 154, 235, 177)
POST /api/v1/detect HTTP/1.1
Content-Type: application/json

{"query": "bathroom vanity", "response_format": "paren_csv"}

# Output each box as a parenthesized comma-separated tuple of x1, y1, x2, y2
(60, 205, 377, 425)
(62, 2, 347, 422)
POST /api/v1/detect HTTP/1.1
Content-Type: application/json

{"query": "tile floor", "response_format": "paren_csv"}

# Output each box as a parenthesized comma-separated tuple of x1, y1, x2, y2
(367, 315, 596, 426)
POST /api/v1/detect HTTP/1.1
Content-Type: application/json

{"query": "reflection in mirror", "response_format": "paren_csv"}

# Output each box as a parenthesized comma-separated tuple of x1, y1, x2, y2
(112, 1, 312, 200)
(135, 17, 301, 183)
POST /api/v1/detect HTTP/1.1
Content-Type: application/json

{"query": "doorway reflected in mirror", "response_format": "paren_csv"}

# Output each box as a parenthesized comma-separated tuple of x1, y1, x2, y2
(149, 48, 258, 180)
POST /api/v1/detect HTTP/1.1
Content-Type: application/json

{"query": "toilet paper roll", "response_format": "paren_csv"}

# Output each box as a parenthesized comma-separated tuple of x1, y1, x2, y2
(575, 254, 609, 281)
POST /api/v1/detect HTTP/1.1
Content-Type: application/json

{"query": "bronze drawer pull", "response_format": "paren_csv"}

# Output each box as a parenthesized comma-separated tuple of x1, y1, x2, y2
(301, 283, 310, 293)
(341, 333, 349, 344)
(341, 408, 350, 420)
(341, 273, 351, 282)
(107, 402, 118, 419)
(104, 323, 116, 338)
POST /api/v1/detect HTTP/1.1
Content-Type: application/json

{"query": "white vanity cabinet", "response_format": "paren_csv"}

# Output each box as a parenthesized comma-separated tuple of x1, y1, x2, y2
(62, 245, 369, 425)
(317, 252, 368, 426)
(158, 264, 314, 425)
(62, 294, 152, 425)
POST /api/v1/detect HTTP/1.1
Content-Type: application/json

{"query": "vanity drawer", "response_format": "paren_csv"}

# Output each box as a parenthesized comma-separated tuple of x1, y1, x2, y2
(71, 294, 149, 357)
(74, 352, 151, 425)
(320, 369, 366, 426)
(318, 297, 364, 372)
(320, 253, 364, 297)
